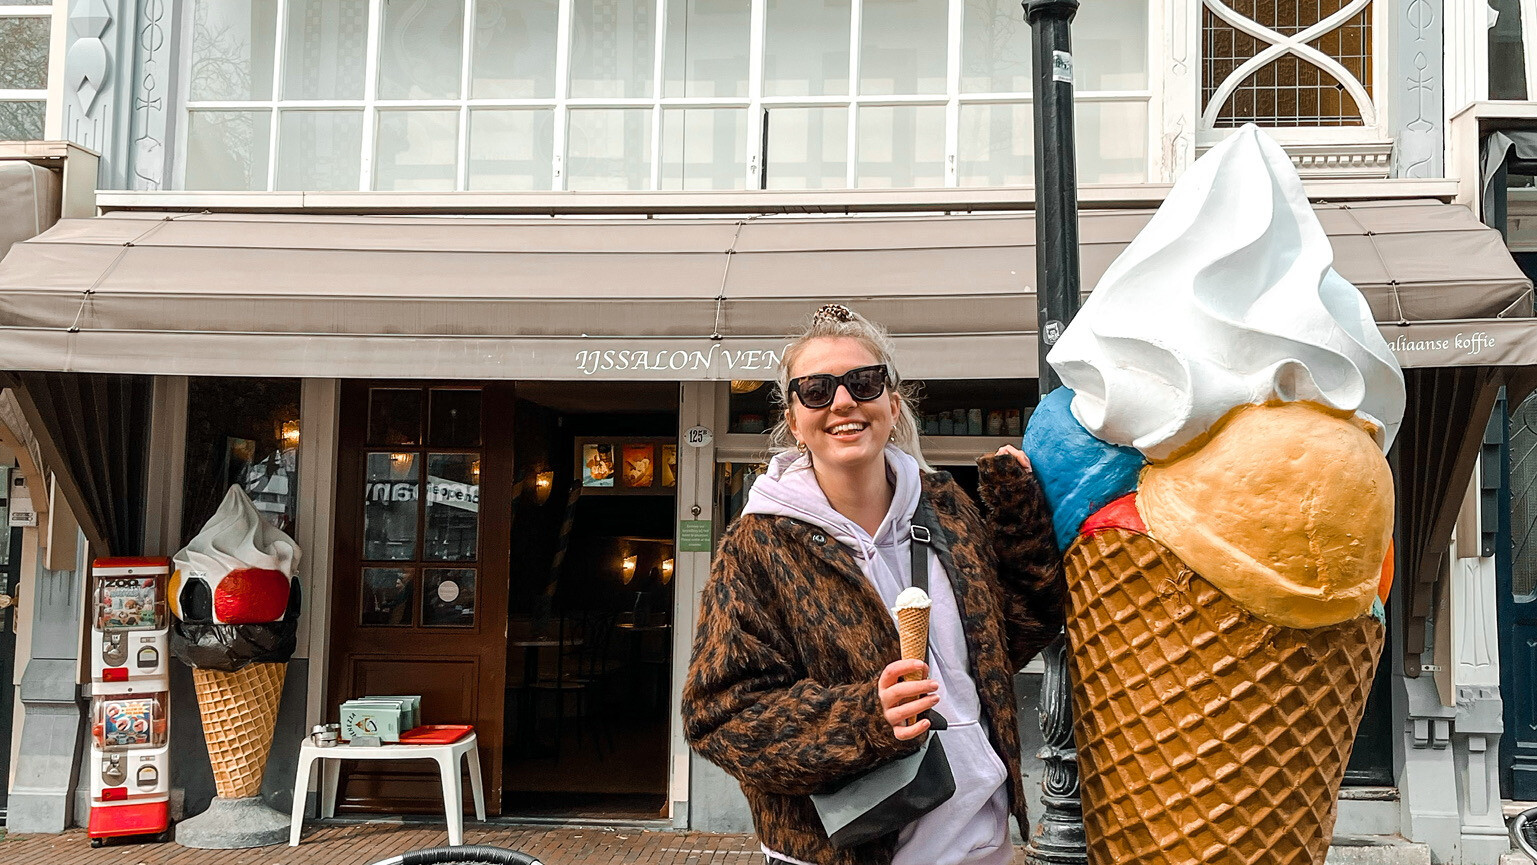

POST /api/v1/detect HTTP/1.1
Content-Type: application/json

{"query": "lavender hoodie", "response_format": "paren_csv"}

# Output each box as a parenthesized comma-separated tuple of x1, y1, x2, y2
(743, 446, 1013, 865)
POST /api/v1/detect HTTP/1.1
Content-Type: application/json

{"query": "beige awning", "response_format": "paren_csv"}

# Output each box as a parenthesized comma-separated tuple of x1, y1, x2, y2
(0, 202, 1528, 380)
(0, 162, 58, 262)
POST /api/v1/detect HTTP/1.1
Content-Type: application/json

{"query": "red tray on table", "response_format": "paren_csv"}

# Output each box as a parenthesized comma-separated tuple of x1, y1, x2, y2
(397, 724, 474, 745)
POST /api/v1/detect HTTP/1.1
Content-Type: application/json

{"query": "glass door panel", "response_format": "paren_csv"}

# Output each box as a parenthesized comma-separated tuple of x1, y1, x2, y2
(426, 453, 480, 561)
(364, 452, 420, 560)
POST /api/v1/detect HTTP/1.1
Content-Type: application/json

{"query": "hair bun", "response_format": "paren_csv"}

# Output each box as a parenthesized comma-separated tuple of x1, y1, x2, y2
(813, 303, 855, 323)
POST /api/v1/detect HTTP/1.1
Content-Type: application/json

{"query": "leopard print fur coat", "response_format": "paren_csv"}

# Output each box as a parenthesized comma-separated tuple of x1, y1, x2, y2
(683, 454, 1066, 865)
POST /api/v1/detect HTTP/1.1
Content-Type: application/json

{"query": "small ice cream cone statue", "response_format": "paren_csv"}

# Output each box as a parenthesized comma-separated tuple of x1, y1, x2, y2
(1022, 126, 1406, 865)
(170, 486, 302, 849)
(892, 587, 931, 724)
(192, 663, 288, 799)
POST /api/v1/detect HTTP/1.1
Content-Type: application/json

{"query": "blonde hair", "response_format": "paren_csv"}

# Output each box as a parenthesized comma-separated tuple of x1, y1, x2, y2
(770, 304, 933, 472)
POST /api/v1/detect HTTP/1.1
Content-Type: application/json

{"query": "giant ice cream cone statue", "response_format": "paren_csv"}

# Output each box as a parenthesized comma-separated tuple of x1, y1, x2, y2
(169, 486, 302, 849)
(1022, 125, 1405, 865)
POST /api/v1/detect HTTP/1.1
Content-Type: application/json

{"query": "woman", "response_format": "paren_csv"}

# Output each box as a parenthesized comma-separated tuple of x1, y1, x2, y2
(683, 305, 1065, 865)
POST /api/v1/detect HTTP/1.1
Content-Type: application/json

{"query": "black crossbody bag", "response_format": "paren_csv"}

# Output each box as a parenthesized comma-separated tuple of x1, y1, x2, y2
(810, 502, 956, 849)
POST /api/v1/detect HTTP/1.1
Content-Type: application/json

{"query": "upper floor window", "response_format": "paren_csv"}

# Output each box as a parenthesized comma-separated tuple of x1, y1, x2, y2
(1200, 0, 1377, 130)
(0, 1, 52, 140)
(179, 0, 1152, 192)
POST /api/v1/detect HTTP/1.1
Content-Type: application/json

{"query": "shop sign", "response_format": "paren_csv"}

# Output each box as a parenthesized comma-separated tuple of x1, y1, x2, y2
(574, 344, 787, 377)
(1385, 331, 1496, 360)
(364, 477, 479, 512)
(678, 520, 713, 552)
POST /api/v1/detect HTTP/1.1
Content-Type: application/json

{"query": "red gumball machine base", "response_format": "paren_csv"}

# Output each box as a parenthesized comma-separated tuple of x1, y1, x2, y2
(87, 799, 169, 847)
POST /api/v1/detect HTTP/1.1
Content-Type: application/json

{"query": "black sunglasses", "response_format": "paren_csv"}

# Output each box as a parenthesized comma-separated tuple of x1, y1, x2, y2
(786, 364, 891, 409)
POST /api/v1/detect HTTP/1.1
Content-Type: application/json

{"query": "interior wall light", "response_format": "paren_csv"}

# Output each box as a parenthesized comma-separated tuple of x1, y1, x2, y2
(660, 557, 675, 586)
(621, 554, 639, 585)
(730, 380, 767, 394)
(535, 470, 555, 504)
(280, 420, 300, 448)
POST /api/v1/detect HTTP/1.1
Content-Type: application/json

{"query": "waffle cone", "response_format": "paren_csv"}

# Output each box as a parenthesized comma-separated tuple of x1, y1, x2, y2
(896, 606, 929, 682)
(192, 662, 288, 799)
(1064, 529, 1383, 865)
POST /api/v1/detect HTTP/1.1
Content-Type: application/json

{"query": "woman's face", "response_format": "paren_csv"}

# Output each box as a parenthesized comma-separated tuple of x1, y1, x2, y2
(786, 337, 900, 475)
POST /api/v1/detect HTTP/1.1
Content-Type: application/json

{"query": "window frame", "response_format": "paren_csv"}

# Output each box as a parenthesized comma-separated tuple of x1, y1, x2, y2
(176, 0, 1161, 192)
(0, 3, 54, 141)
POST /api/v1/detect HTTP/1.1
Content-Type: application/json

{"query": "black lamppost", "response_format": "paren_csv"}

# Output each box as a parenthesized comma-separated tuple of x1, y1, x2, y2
(1023, 0, 1088, 863)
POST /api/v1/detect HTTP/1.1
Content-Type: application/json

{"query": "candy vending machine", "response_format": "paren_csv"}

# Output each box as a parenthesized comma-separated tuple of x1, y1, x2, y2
(87, 557, 171, 846)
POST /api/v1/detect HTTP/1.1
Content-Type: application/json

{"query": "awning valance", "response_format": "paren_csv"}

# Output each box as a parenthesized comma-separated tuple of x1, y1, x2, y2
(0, 202, 1528, 380)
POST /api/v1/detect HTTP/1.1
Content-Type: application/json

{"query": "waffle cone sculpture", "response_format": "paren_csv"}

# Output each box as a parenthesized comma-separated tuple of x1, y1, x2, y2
(192, 662, 288, 799)
(1064, 529, 1382, 865)
(1020, 127, 1407, 865)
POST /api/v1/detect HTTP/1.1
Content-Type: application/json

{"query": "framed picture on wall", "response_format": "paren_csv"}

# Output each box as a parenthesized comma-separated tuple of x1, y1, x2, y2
(582, 444, 615, 488)
(621, 444, 655, 488)
(574, 437, 674, 496)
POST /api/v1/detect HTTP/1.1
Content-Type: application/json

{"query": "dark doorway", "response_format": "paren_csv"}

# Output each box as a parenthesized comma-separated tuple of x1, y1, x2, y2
(1500, 392, 1537, 798)
(0, 517, 19, 822)
(503, 383, 677, 820)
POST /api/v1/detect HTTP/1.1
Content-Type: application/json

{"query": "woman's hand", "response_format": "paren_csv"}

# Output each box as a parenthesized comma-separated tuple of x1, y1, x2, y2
(878, 660, 939, 741)
(995, 444, 1032, 471)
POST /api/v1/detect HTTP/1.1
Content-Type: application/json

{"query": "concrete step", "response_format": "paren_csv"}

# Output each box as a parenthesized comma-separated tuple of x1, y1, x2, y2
(1326, 836, 1433, 865)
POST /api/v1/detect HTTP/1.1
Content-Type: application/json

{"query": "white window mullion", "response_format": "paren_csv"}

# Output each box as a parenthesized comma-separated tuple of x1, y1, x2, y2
(847, 0, 862, 188)
(651, 0, 667, 190)
(266, 0, 290, 191)
(747, 0, 766, 189)
(553, 0, 572, 190)
(359, 0, 383, 190)
(944, 0, 962, 187)
(457, 0, 475, 191)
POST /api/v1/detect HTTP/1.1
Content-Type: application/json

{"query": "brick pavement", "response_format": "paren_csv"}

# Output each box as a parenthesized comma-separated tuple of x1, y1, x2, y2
(0, 823, 1033, 864)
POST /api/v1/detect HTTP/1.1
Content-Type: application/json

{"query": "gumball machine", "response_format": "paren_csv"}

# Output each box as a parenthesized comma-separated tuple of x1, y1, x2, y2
(87, 557, 172, 847)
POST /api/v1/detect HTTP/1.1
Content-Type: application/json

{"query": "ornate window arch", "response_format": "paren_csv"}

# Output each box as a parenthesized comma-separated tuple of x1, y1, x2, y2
(1200, 0, 1376, 130)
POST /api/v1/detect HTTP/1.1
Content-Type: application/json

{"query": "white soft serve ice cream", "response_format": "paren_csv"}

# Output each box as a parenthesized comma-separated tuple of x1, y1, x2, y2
(175, 485, 300, 585)
(1047, 124, 1405, 461)
(893, 586, 932, 611)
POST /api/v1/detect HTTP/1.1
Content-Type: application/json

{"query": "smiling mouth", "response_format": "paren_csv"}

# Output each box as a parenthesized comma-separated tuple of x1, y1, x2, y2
(827, 421, 868, 436)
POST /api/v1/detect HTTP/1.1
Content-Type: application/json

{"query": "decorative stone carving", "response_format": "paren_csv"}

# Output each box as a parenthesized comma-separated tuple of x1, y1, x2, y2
(129, 0, 178, 191)
(1392, 0, 1444, 178)
(65, 0, 112, 116)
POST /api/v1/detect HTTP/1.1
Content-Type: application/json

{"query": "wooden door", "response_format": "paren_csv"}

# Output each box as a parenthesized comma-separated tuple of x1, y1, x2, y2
(328, 382, 513, 813)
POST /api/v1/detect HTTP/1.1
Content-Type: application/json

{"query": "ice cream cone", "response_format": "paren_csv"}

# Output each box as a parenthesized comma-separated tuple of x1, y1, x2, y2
(896, 606, 928, 683)
(192, 662, 288, 799)
(1063, 528, 1382, 865)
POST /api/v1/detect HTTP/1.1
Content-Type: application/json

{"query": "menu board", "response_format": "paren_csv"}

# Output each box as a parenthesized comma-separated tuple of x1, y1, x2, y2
(575, 437, 675, 496)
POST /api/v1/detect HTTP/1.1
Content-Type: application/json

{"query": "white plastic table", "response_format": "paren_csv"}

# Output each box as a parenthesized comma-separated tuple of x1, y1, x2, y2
(289, 731, 485, 847)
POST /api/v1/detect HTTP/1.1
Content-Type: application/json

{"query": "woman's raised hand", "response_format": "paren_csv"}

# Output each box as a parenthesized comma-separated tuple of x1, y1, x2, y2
(878, 660, 939, 741)
(995, 444, 1032, 471)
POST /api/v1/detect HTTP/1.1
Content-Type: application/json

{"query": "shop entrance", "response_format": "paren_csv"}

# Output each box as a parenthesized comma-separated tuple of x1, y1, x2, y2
(501, 383, 678, 820)
(328, 382, 514, 813)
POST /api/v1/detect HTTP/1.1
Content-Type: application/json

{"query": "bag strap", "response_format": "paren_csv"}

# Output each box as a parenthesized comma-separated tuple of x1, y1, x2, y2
(909, 498, 939, 593)
(907, 500, 948, 730)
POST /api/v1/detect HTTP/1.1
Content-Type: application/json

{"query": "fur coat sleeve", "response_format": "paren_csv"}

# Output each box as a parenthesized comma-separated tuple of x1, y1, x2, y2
(976, 453, 1069, 669)
(682, 526, 919, 796)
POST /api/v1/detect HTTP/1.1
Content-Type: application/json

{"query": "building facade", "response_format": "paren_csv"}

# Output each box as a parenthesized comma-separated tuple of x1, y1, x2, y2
(1, 2, 1536, 864)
